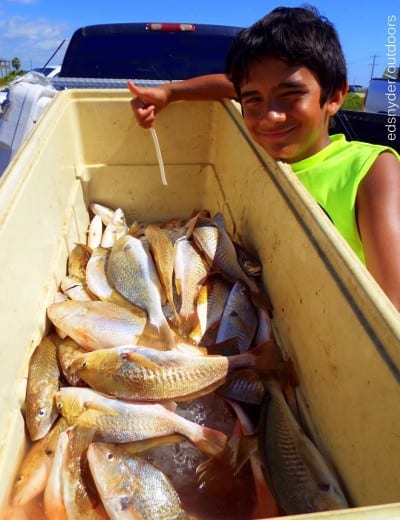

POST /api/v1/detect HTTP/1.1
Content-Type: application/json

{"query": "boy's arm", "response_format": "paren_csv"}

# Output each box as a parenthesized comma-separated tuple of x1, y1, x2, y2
(128, 74, 236, 128)
(357, 151, 400, 311)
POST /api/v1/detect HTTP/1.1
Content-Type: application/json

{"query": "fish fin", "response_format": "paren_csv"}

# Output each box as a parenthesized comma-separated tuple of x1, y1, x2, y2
(123, 434, 186, 455)
(207, 337, 240, 356)
(160, 401, 177, 412)
(138, 320, 175, 350)
(178, 311, 199, 337)
(192, 426, 227, 458)
(250, 340, 287, 372)
(122, 351, 161, 372)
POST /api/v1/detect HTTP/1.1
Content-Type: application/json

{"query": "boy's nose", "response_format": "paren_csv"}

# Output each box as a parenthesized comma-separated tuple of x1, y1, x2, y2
(259, 108, 286, 123)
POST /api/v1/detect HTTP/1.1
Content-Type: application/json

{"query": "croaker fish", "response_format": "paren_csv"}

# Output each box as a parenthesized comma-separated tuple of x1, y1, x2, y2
(87, 215, 103, 250)
(11, 418, 69, 506)
(61, 426, 107, 520)
(55, 387, 227, 458)
(71, 342, 284, 403)
(43, 430, 69, 520)
(106, 235, 175, 349)
(174, 236, 209, 336)
(191, 217, 260, 295)
(47, 300, 146, 350)
(101, 208, 129, 248)
(60, 275, 94, 301)
(216, 281, 258, 353)
(25, 334, 61, 441)
(89, 202, 115, 226)
(70, 345, 229, 402)
(145, 223, 179, 323)
(87, 443, 188, 519)
(85, 246, 141, 312)
(189, 274, 231, 345)
(258, 378, 349, 514)
(68, 243, 91, 279)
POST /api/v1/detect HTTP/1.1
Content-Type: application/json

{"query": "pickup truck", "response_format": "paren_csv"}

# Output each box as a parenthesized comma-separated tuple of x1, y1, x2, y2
(1, 21, 400, 519)
(0, 21, 399, 177)
(364, 75, 400, 115)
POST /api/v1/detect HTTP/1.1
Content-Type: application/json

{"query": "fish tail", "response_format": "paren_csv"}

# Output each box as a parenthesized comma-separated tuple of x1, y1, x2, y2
(138, 319, 176, 350)
(251, 340, 286, 372)
(178, 311, 199, 337)
(193, 426, 227, 458)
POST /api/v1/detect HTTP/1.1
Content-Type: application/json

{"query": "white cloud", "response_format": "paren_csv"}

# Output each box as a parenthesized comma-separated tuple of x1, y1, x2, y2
(1, 16, 68, 68)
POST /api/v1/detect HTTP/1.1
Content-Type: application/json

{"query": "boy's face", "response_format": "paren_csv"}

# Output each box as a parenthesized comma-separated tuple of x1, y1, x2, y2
(239, 56, 344, 163)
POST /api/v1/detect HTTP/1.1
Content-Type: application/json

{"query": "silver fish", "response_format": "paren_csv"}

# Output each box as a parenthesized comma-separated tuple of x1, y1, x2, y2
(106, 235, 175, 349)
(216, 281, 258, 353)
(87, 443, 188, 519)
(258, 378, 349, 514)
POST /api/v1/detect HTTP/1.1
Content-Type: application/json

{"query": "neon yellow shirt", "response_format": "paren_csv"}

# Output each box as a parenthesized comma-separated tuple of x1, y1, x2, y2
(291, 134, 400, 264)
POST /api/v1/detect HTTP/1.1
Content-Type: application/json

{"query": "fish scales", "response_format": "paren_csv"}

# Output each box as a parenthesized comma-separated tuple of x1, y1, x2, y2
(87, 443, 188, 519)
(259, 379, 348, 514)
(73, 346, 229, 401)
(25, 334, 61, 441)
(106, 235, 175, 349)
(55, 387, 227, 457)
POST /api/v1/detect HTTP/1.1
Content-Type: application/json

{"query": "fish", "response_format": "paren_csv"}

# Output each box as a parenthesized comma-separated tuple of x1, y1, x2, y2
(11, 418, 69, 506)
(57, 337, 88, 386)
(70, 345, 230, 402)
(25, 334, 60, 441)
(101, 208, 128, 248)
(227, 400, 281, 519)
(89, 202, 115, 226)
(233, 241, 262, 277)
(70, 340, 283, 403)
(61, 426, 107, 519)
(55, 387, 227, 458)
(47, 300, 147, 350)
(72, 345, 281, 402)
(144, 223, 179, 324)
(68, 243, 92, 279)
(87, 443, 188, 519)
(254, 307, 273, 345)
(190, 275, 231, 343)
(85, 246, 142, 312)
(216, 281, 258, 354)
(258, 378, 349, 514)
(191, 217, 273, 312)
(60, 275, 94, 301)
(43, 430, 69, 520)
(216, 368, 266, 405)
(87, 215, 103, 250)
(174, 236, 209, 336)
(190, 217, 260, 294)
(106, 235, 175, 349)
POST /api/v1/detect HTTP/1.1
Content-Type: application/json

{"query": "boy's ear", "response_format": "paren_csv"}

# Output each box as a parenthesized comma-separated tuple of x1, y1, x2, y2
(326, 83, 349, 116)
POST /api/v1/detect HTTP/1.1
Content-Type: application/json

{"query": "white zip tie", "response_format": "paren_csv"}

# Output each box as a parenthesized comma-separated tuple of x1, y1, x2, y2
(150, 127, 168, 186)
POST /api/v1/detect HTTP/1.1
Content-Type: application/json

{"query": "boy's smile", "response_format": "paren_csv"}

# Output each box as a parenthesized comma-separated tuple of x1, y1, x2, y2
(239, 57, 344, 163)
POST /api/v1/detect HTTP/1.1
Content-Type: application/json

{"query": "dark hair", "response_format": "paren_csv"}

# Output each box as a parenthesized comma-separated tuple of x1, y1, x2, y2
(225, 6, 348, 106)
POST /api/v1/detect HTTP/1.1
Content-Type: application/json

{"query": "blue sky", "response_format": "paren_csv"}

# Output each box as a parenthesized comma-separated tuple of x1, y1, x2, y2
(0, 0, 398, 86)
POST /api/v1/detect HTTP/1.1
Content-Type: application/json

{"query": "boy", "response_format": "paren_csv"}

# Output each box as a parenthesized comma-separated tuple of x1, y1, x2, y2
(128, 6, 400, 311)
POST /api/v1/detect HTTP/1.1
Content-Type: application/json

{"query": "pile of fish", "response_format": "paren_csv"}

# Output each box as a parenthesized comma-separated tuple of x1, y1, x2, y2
(7, 203, 349, 519)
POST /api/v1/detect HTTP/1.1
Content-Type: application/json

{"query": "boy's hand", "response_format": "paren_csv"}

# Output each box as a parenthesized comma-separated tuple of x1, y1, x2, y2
(128, 81, 170, 129)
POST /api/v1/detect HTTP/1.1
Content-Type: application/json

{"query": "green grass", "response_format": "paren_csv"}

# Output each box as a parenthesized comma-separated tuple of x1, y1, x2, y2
(342, 92, 365, 111)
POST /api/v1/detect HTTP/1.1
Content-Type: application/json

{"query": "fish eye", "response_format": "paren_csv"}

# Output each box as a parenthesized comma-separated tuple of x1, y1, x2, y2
(38, 408, 46, 417)
(107, 452, 114, 461)
(82, 362, 88, 368)
(318, 482, 331, 492)
(56, 402, 63, 410)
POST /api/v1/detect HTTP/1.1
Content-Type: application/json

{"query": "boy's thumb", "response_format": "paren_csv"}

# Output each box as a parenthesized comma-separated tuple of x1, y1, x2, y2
(127, 80, 139, 96)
